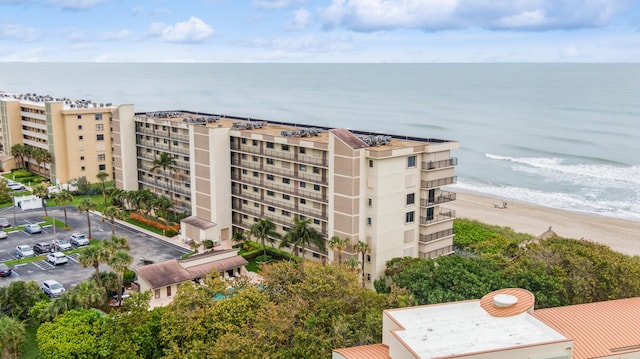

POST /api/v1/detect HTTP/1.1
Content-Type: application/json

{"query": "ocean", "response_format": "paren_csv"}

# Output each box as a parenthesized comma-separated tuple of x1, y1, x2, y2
(1, 63, 639, 221)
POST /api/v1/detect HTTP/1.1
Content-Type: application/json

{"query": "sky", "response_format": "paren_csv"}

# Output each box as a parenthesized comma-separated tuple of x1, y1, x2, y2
(0, 0, 639, 62)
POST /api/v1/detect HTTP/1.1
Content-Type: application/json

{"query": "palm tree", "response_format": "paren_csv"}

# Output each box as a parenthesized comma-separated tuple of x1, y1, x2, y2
(32, 148, 51, 178)
(22, 145, 33, 171)
(96, 171, 109, 208)
(102, 206, 123, 235)
(0, 314, 26, 359)
(53, 190, 74, 227)
(31, 183, 49, 217)
(78, 198, 97, 239)
(105, 235, 130, 251)
(354, 241, 371, 287)
(9, 144, 25, 169)
(152, 196, 172, 224)
(109, 249, 133, 306)
(281, 217, 325, 262)
(78, 245, 110, 292)
(328, 236, 350, 264)
(250, 218, 280, 262)
(151, 152, 177, 202)
(67, 279, 104, 309)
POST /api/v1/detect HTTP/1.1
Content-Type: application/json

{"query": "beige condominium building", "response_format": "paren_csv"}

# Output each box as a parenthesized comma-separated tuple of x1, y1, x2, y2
(114, 110, 458, 286)
(0, 92, 133, 185)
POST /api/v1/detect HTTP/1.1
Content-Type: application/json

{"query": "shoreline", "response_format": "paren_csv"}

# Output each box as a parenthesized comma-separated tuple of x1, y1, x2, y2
(448, 191, 640, 257)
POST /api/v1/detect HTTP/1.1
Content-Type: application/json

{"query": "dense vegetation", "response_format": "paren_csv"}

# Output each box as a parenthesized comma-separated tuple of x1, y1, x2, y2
(375, 219, 640, 308)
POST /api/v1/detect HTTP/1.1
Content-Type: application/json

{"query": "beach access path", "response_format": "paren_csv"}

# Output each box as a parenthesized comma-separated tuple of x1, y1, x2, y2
(448, 192, 640, 257)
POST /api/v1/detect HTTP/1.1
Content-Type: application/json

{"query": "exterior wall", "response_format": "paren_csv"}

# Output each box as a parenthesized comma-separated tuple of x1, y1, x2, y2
(112, 104, 137, 190)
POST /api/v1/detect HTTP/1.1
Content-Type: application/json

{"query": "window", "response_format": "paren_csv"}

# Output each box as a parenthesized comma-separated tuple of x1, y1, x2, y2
(299, 147, 306, 154)
(282, 144, 289, 151)
(95, 114, 102, 120)
(266, 142, 274, 149)
(282, 194, 290, 200)
(267, 191, 274, 196)
(407, 155, 417, 168)
(266, 158, 274, 165)
(368, 198, 372, 206)
(154, 289, 160, 299)
(267, 174, 274, 181)
(253, 187, 259, 193)
(406, 193, 415, 205)
(268, 206, 275, 212)
(242, 169, 248, 175)
(173, 141, 178, 146)
(299, 164, 306, 171)
(241, 154, 247, 160)
(184, 156, 189, 161)
(81, 166, 86, 171)
(313, 167, 320, 174)
(252, 140, 258, 146)
(300, 182, 306, 188)
(241, 138, 246, 144)
(77, 125, 82, 130)
(313, 184, 320, 191)
(97, 154, 105, 161)
(79, 135, 84, 140)
(313, 219, 320, 224)
(172, 127, 178, 132)
(242, 184, 248, 189)
(166, 286, 172, 297)
(242, 199, 248, 204)
(77, 114, 82, 119)
(96, 134, 104, 141)
(253, 156, 258, 162)
(96, 124, 104, 131)
(99, 164, 106, 171)
(80, 156, 85, 161)
(369, 160, 373, 168)
(282, 210, 290, 216)
(283, 178, 290, 184)
(367, 255, 371, 262)
(367, 217, 372, 225)
(405, 211, 415, 223)
(300, 199, 306, 205)
(253, 171, 258, 177)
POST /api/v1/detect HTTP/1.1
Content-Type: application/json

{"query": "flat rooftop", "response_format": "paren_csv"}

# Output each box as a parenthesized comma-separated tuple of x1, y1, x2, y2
(0, 92, 116, 110)
(136, 110, 457, 151)
(386, 300, 568, 358)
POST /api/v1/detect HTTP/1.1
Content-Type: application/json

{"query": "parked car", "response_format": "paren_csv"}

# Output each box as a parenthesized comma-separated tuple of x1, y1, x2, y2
(46, 252, 68, 265)
(0, 263, 12, 277)
(0, 218, 11, 228)
(15, 245, 35, 258)
(33, 242, 54, 254)
(25, 224, 42, 234)
(0, 231, 7, 240)
(42, 280, 65, 297)
(53, 238, 72, 251)
(70, 233, 89, 247)
(8, 182, 25, 191)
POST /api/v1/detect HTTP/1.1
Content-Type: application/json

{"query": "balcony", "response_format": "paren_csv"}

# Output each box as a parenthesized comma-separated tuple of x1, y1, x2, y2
(422, 157, 458, 171)
(138, 177, 191, 196)
(420, 191, 456, 207)
(421, 176, 457, 189)
(231, 173, 327, 202)
(420, 208, 456, 225)
(135, 128, 190, 143)
(419, 228, 454, 244)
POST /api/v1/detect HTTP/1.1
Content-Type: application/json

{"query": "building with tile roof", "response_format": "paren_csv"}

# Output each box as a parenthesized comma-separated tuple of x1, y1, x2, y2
(333, 288, 640, 359)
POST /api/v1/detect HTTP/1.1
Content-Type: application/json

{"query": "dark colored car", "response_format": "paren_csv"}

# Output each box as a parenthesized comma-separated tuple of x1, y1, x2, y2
(0, 218, 11, 228)
(33, 242, 53, 254)
(0, 263, 12, 277)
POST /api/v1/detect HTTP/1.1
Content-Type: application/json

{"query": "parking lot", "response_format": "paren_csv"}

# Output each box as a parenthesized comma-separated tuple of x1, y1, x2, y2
(0, 205, 190, 291)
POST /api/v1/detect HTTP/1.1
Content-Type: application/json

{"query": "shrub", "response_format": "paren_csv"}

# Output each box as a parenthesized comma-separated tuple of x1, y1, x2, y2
(129, 212, 179, 233)
(123, 269, 136, 286)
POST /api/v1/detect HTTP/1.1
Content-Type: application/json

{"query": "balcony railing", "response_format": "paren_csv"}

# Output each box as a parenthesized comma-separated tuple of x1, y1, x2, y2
(135, 128, 190, 142)
(138, 178, 191, 196)
(421, 176, 457, 189)
(422, 157, 458, 171)
(232, 173, 327, 202)
(420, 191, 457, 207)
(420, 208, 456, 225)
(419, 228, 454, 244)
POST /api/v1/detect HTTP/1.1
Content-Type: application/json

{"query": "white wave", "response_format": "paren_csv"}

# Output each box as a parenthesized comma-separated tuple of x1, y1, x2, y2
(450, 180, 640, 222)
(485, 153, 640, 186)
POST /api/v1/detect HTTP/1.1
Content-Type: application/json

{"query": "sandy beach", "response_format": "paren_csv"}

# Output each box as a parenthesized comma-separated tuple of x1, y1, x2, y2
(448, 192, 640, 256)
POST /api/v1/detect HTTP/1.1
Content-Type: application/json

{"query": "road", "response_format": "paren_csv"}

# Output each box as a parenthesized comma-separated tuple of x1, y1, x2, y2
(0, 205, 190, 291)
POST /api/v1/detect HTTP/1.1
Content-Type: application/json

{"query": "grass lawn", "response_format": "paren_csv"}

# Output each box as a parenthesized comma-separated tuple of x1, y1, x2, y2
(20, 324, 41, 359)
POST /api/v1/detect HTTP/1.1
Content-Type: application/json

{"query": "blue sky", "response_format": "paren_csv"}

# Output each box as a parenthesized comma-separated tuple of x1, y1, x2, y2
(0, 0, 638, 62)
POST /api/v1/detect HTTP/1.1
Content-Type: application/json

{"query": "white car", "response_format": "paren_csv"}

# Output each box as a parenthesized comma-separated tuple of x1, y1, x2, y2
(0, 231, 7, 240)
(46, 252, 68, 265)
(42, 280, 65, 297)
(7, 182, 25, 191)
(16, 244, 35, 258)
(70, 233, 89, 247)
(53, 238, 72, 251)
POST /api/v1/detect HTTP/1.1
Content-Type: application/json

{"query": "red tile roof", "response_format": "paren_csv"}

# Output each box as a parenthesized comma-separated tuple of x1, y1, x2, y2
(333, 344, 390, 359)
(532, 297, 640, 359)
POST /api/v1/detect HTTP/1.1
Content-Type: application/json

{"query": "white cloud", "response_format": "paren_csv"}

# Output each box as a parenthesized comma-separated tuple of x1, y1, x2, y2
(286, 8, 311, 30)
(101, 29, 130, 41)
(248, 33, 355, 53)
(0, 0, 108, 10)
(253, 0, 306, 10)
(0, 22, 41, 42)
(149, 17, 215, 43)
(319, 0, 636, 32)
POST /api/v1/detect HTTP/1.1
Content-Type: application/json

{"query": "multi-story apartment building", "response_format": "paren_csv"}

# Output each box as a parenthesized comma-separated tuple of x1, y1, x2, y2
(114, 110, 458, 286)
(0, 92, 132, 185)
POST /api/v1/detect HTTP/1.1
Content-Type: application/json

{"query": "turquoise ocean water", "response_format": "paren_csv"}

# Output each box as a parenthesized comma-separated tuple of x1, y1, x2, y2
(1, 63, 639, 221)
